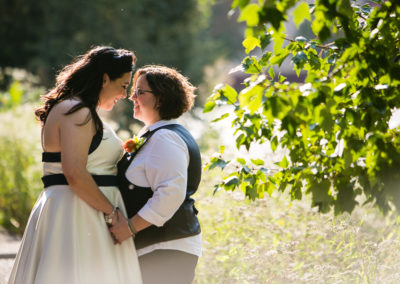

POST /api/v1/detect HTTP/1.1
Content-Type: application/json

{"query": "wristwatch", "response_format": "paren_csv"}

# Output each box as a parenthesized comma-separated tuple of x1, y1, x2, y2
(104, 206, 119, 225)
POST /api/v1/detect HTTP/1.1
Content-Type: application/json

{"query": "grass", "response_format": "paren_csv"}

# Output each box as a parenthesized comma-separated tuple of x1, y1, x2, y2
(194, 170, 400, 283)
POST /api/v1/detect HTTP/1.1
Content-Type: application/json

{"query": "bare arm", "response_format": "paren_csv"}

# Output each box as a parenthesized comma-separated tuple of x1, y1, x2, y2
(60, 106, 114, 215)
(110, 211, 152, 243)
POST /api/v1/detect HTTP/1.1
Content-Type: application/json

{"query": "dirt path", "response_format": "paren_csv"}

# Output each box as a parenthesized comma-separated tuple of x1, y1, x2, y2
(0, 231, 20, 284)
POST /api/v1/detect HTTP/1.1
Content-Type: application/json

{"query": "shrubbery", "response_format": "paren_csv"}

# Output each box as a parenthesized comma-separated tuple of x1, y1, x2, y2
(0, 72, 43, 235)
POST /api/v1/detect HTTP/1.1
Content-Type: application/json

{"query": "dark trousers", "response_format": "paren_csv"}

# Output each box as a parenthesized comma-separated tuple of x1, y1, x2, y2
(138, 249, 199, 284)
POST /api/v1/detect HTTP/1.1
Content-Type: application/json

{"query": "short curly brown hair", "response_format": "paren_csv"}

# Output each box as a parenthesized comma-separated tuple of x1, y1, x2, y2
(131, 65, 196, 120)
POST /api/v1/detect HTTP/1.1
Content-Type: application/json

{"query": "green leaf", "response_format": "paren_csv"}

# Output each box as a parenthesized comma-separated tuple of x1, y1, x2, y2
(222, 85, 238, 104)
(279, 155, 289, 168)
(211, 113, 230, 122)
(270, 50, 290, 67)
(224, 176, 240, 190)
(242, 56, 262, 74)
(243, 36, 261, 54)
(237, 157, 246, 165)
(335, 182, 358, 214)
(238, 4, 260, 27)
(260, 34, 272, 50)
(318, 25, 331, 43)
(239, 85, 263, 113)
(260, 6, 285, 31)
(292, 51, 308, 69)
(268, 67, 275, 80)
(206, 158, 228, 171)
(242, 165, 251, 174)
(319, 107, 334, 132)
(293, 2, 311, 28)
(271, 136, 278, 151)
(259, 52, 272, 66)
(251, 158, 265, 166)
(266, 182, 274, 196)
(232, 0, 250, 9)
(272, 30, 285, 53)
(338, 0, 353, 19)
(236, 133, 246, 149)
(203, 101, 216, 113)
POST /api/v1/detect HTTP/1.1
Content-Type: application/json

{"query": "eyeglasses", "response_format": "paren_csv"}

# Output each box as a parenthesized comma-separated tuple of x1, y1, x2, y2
(131, 89, 153, 98)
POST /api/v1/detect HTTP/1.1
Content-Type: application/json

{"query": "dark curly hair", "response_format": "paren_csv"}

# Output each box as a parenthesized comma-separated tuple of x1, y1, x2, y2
(35, 46, 136, 131)
(131, 65, 196, 120)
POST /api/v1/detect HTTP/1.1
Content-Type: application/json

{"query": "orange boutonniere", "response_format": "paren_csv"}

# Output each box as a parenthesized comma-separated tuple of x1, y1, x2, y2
(122, 136, 145, 153)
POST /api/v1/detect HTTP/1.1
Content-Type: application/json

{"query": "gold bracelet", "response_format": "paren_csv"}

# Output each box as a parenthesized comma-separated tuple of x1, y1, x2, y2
(127, 219, 137, 238)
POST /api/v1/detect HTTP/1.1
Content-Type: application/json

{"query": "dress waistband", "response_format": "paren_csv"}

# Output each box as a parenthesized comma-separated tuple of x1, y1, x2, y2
(42, 174, 118, 188)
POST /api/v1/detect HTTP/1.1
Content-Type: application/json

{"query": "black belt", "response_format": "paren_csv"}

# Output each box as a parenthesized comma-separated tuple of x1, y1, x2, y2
(42, 174, 118, 188)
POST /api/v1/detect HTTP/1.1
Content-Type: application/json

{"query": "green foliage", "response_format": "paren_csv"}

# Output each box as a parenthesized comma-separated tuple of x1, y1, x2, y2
(0, 105, 42, 235)
(0, 68, 44, 111)
(0, 81, 23, 110)
(204, 0, 400, 214)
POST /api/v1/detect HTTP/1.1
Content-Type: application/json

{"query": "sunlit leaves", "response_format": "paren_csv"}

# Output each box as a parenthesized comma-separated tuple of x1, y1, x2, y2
(203, 84, 238, 114)
(203, 101, 216, 113)
(311, 10, 332, 42)
(242, 36, 261, 54)
(204, 0, 400, 214)
(270, 50, 290, 67)
(293, 2, 311, 28)
(242, 56, 262, 74)
(239, 85, 263, 113)
(238, 4, 260, 27)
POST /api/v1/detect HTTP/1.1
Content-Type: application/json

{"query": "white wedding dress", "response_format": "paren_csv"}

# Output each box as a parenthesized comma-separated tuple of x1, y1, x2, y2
(8, 122, 142, 284)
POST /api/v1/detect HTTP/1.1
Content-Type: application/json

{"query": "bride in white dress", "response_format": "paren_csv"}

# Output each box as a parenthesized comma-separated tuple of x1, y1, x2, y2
(8, 46, 142, 284)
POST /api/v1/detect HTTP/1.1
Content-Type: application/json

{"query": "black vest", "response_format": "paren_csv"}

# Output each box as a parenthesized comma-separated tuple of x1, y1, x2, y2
(117, 124, 201, 249)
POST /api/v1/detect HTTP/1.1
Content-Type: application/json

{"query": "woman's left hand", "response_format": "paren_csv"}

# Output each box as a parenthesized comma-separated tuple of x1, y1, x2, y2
(109, 210, 134, 244)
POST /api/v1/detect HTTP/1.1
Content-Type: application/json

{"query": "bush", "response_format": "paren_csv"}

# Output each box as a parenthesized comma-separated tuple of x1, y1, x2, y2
(0, 104, 42, 235)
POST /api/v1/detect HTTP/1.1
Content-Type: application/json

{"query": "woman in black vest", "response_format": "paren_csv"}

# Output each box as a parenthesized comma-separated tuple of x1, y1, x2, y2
(110, 65, 202, 284)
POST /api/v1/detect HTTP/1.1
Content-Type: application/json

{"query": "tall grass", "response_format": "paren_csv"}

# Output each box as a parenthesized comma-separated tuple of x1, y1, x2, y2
(194, 170, 400, 283)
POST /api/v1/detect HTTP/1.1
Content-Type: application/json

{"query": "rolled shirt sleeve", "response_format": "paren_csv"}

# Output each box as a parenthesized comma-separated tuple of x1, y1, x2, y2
(135, 129, 189, 227)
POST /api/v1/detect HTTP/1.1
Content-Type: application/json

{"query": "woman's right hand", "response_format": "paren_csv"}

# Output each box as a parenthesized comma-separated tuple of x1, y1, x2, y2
(110, 210, 134, 244)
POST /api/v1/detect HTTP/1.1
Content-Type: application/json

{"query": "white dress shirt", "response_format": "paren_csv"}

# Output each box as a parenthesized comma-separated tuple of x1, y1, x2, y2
(125, 120, 202, 257)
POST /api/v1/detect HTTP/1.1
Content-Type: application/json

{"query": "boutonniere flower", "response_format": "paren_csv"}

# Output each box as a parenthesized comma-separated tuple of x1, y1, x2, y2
(122, 136, 145, 153)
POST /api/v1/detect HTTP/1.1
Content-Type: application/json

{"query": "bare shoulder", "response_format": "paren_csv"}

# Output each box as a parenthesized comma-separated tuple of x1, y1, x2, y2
(52, 99, 92, 123)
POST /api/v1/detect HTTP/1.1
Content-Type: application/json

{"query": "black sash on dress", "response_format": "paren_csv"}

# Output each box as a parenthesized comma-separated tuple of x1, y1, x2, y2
(117, 124, 202, 249)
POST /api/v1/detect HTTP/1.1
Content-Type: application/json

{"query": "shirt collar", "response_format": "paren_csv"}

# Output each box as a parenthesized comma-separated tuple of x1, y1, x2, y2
(138, 120, 178, 136)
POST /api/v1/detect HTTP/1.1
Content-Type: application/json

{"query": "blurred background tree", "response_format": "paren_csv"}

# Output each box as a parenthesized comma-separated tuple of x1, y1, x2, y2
(0, 0, 243, 87)
(0, 0, 244, 132)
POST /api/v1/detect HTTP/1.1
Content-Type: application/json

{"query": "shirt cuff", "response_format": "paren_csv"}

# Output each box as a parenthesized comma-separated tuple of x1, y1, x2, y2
(138, 205, 169, 227)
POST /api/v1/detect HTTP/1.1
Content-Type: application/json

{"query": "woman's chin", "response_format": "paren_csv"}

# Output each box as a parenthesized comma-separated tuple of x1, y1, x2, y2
(98, 104, 113, 112)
